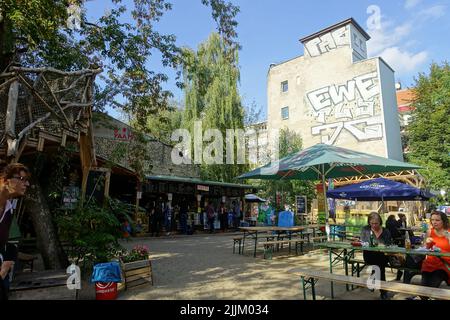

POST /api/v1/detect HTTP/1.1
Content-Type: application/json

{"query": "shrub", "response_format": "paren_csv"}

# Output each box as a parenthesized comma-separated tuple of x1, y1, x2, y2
(56, 201, 122, 272)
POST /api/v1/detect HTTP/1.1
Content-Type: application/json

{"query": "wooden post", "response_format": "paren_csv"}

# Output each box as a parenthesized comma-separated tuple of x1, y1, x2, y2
(6, 81, 19, 157)
(80, 166, 89, 204)
(103, 169, 111, 207)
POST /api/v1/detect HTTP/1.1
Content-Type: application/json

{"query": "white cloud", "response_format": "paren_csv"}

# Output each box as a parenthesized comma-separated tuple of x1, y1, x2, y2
(367, 21, 412, 56)
(405, 0, 422, 9)
(418, 5, 446, 20)
(379, 47, 428, 73)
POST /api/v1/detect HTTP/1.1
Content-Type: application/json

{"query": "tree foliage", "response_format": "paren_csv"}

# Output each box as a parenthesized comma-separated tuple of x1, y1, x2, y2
(259, 128, 315, 212)
(0, 0, 240, 130)
(145, 101, 183, 144)
(406, 62, 450, 194)
(181, 32, 247, 182)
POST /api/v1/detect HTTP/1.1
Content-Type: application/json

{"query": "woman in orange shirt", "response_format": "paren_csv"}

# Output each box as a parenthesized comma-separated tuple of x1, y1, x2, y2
(421, 211, 450, 289)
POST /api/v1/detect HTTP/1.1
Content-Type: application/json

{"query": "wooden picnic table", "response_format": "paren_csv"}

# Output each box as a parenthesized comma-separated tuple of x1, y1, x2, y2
(314, 241, 450, 298)
(239, 225, 325, 257)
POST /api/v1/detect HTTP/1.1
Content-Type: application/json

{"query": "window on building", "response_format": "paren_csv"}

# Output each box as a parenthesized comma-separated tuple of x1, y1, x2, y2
(281, 80, 288, 93)
(281, 106, 289, 120)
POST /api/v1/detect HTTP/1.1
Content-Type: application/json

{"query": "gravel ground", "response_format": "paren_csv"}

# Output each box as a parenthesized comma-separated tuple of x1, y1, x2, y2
(116, 232, 413, 300)
(10, 231, 418, 300)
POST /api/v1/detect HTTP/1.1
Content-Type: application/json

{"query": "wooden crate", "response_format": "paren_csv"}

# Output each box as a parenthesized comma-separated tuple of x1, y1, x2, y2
(122, 259, 153, 290)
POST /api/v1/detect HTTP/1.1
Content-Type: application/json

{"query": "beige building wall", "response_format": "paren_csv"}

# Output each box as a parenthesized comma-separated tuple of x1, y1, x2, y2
(245, 121, 269, 167)
(266, 18, 403, 161)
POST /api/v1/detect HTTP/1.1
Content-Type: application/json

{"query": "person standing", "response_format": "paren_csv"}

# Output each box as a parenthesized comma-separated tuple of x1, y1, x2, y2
(0, 163, 30, 300)
(206, 201, 215, 234)
(232, 200, 241, 228)
(219, 202, 227, 232)
(146, 201, 154, 234)
(164, 202, 172, 236)
(152, 197, 164, 237)
(179, 198, 188, 235)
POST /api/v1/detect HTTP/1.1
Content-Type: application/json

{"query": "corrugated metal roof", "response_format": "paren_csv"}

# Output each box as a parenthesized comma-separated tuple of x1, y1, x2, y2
(146, 175, 254, 189)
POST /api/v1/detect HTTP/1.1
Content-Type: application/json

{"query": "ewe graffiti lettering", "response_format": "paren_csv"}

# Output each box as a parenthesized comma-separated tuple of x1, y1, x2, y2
(307, 72, 383, 145)
(304, 26, 349, 57)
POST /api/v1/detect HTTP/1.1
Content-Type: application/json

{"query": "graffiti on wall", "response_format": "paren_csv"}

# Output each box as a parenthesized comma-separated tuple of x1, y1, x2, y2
(306, 71, 383, 145)
(304, 26, 349, 58)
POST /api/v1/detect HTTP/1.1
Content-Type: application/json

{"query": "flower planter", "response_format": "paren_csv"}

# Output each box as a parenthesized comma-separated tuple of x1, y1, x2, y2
(121, 258, 153, 290)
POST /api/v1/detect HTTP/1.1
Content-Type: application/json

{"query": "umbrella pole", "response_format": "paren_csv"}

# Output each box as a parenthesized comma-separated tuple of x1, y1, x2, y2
(321, 165, 330, 241)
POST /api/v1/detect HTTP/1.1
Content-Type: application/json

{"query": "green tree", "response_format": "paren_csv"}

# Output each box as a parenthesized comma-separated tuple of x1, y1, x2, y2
(145, 101, 183, 144)
(406, 62, 450, 196)
(181, 32, 247, 182)
(259, 128, 315, 212)
(0, 0, 240, 130)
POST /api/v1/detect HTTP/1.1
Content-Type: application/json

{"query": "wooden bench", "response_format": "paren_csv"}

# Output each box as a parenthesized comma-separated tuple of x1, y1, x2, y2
(289, 268, 450, 300)
(232, 237, 243, 254)
(310, 236, 328, 243)
(9, 269, 78, 300)
(260, 239, 305, 259)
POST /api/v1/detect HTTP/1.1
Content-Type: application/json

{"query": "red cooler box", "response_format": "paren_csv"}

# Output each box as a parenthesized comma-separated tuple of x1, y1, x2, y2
(95, 282, 118, 300)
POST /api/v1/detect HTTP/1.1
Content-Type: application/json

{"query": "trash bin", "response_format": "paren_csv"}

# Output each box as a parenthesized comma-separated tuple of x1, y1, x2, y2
(91, 262, 122, 300)
(95, 282, 118, 300)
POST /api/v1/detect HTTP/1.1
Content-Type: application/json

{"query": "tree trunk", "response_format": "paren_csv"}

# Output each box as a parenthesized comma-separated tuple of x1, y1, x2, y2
(25, 178, 66, 269)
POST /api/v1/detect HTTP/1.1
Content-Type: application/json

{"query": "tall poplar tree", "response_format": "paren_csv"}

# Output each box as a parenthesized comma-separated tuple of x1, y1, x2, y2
(181, 32, 247, 182)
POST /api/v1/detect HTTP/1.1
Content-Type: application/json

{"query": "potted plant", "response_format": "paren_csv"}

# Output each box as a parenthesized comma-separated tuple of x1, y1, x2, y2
(120, 245, 153, 289)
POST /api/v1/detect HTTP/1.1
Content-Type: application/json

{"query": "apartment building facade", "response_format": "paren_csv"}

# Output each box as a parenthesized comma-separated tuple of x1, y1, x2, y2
(266, 18, 404, 161)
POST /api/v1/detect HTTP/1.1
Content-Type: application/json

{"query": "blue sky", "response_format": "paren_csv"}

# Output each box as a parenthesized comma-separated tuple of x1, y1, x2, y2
(85, 0, 450, 120)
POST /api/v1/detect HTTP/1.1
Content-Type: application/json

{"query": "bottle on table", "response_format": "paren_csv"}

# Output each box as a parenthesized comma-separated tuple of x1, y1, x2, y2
(369, 230, 375, 247)
(404, 230, 411, 250)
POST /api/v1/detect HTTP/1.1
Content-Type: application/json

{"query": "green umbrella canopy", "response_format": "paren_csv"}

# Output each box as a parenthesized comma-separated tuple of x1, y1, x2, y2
(237, 143, 421, 181)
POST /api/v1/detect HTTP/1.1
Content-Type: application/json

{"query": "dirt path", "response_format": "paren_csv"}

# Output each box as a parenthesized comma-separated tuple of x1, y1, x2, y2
(117, 233, 405, 300)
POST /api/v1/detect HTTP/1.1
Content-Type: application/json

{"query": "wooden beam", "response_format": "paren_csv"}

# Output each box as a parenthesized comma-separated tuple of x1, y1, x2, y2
(61, 131, 67, 147)
(13, 137, 28, 163)
(104, 170, 111, 207)
(41, 74, 72, 127)
(37, 137, 45, 152)
(80, 166, 89, 204)
(10, 66, 102, 76)
(6, 81, 19, 157)
(16, 73, 64, 122)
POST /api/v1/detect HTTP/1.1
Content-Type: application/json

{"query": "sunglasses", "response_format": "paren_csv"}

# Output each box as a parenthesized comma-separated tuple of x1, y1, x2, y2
(11, 175, 30, 182)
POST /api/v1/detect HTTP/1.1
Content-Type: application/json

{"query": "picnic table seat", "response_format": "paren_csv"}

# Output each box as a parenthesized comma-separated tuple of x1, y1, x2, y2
(260, 239, 305, 259)
(310, 236, 328, 243)
(289, 268, 450, 300)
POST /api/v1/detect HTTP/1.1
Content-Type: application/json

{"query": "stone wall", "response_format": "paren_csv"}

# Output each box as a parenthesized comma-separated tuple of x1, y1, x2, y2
(93, 113, 200, 178)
